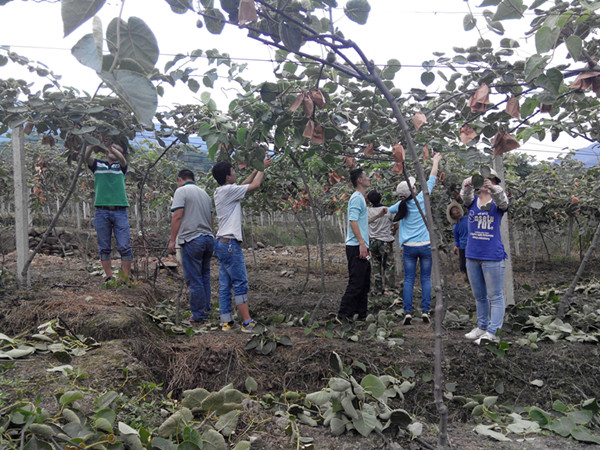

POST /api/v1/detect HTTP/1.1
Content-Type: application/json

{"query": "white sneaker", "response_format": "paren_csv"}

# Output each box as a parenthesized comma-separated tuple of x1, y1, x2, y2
(474, 331, 499, 345)
(422, 312, 431, 324)
(464, 327, 487, 340)
(403, 314, 412, 325)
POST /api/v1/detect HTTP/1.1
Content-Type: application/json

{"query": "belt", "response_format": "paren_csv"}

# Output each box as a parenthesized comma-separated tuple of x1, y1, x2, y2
(96, 205, 127, 210)
(219, 237, 237, 243)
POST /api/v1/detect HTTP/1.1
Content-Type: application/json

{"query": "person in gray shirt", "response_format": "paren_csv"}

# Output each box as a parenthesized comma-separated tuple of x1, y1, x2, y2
(168, 169, 215, 323)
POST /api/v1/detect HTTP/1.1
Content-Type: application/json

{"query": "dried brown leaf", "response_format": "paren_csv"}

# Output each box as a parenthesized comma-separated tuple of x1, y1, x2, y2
(24, 122, 34, 135)
(540, 104, 552, 114)
(392, 162, 403, 174)
(423, 145, 429, 162)
(392, 143, 405, 163)
(343, 156, 356, 168)
(302, 95, 314, 117)
(459, 124, 477, 145)
(468, 83, 490, 113)
(303, 119, 314, 139)
(309, 88, 326, 108)
(364, 142, 374, 157)
(412, 111, 427, 131)
(570, 71, 600, 92)
(290, 93, 304, 111)
(329, 171, 343, 185)
(312, 124, 325, 144)
(238, 0, 258, 26)
(505, 95, 520, 119)
(493, 130, 520, 156)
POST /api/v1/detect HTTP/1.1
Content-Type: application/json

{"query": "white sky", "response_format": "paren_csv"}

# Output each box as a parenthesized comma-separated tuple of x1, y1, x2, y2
(0, 0, 591, 160)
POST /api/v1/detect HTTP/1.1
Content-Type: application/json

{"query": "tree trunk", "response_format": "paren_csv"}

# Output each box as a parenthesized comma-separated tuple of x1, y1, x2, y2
(566, 216, 573, 258)
(557, 220, 600, 318)
(370, 73, 448, 448)
(21, 142, 87, 283)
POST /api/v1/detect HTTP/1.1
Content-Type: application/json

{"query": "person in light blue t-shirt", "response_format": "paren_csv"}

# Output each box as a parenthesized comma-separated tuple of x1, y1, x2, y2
(338, 168, 387, 321)
(460, 169, 509, 345)
(388, 153, 442, 326)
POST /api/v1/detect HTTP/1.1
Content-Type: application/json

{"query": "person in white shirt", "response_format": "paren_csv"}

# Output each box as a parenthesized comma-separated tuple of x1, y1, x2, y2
(211, 159, 271, 333)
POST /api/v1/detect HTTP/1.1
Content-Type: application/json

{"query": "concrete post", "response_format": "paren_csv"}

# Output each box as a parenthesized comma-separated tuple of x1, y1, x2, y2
(12, 126, 30, 287)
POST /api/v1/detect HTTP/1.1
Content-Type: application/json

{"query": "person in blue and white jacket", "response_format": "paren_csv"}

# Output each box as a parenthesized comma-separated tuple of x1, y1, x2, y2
(389, 153, 442, 325)
(460, 169, 509, 345)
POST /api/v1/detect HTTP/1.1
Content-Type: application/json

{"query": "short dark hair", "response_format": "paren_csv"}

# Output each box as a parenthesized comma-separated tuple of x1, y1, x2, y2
(367, 190, 381, 205)
(212, 161, 233, 186)
(178, 169, 195, 181)
(350, 168, 364, 188)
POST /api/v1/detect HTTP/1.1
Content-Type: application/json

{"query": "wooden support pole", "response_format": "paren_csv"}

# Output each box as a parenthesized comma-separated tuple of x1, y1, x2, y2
(12, 126, 30, 287)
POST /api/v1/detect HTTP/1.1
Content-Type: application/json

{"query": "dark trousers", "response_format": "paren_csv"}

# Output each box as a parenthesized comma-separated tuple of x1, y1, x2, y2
(338, 245, 371, 319)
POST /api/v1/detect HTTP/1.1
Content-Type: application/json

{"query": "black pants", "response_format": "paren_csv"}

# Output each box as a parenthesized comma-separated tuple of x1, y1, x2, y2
(338, 245, 371, 319)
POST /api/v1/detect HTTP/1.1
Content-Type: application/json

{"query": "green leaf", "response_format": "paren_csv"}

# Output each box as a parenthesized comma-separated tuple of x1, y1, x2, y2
(463, 14, 476, 31)
(535, 26, 560, 54)
(329, 378, 351, 391)
(166, 0, 193, 14)
(329, 351, 343, 375)
(566, 35, 583, 61)
(529, 0, 548, 8)
(360, 375, 385, 398)
(245, 376, 257, 393)
(344, 0, 370, 25)
(421, 72, 435, 86)
(474, 424, 511, 441)
(0, 346, 35, 359)
(107, 17, 159, 73)
(188, 79, 200, 93)
(150, 437, 178, 450)
(500, 38, 519, 48)
(60, 390, 84, 406)
(549, 416, 576, 437)
(306, 391, 332, 406)
(408, 422, 423, 437)
(94, 417, 113, 432)
(382, 58, 401, 80)
(232, 442, 250, 450)
(98, 69, 157, 125)
(260, 82, 280, 103)
(71, 34, 102, 72)
(536, 68, 563, 94)
(571, 427, 600, 444)
(202, 429, 227, 449)
(279, 21, 304, 52)
(278, 335, 292, 346)
(62, 0, 106, 37)
(524, 54, 548, 82)
(567, 410, 594, 425)
(493, 0, 525, 21)
(479, 0, 501, 6)
(353, 410, 379, 436)
(204, 8, 226, 34)
(582, 398, 600, 413)
(389, 409, 411, 428)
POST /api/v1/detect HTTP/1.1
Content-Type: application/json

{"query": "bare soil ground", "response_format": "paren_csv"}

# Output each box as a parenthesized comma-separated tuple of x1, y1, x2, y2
(1, 245, 599, 449)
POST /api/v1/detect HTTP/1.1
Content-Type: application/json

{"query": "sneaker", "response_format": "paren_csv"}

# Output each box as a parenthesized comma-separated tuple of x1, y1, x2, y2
(221, 321, 236, 331)
(464, 327, 487, 340)
(402, 314, 412, 325)
(241, 320, 257, 333)
(422, 312, 431, 324)
(475, 331, 500, 345)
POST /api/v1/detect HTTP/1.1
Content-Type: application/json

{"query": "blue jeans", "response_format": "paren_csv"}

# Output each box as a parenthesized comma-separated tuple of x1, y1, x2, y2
(402, 244, 432, 313)
(214, 238, 248, 323)
(94, 208, 132, 261)
(180, 235, 214, 321)
(466, 258, 505, 334)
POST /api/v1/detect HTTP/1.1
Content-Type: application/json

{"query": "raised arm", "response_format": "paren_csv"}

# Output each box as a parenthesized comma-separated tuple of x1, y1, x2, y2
(84, 146, 96, 167)
(484, 178, 509, 211)
(460, 177, 474, 207)
(430, 152, 442, 177)
(109, 144, 127, 167)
